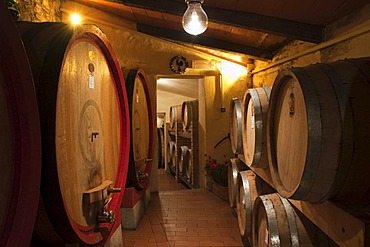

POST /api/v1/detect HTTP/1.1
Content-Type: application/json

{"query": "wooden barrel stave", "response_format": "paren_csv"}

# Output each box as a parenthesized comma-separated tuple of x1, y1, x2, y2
(17, 22, 130, 245)
(242, 87, 271, 169)
(0, 4, 41, 247)
(267, 58, 370, 205)
(229, 97, 243, 154)
(125, 69, 154, 189)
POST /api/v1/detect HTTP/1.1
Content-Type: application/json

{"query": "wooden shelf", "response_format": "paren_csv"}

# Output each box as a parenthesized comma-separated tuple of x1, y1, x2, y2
(238, 154, 367, 247)
(178, 131, 192, 139)
(167, 101, 199, 189)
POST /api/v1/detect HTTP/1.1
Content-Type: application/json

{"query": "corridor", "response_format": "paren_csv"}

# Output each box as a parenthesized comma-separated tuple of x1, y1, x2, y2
(121, 169, 244, 247)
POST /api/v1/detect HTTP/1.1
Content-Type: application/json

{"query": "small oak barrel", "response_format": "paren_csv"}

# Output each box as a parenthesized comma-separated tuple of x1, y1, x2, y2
(229, 97, 244, 154)
(267, 58, 370, 205)
(171, 142, 178, 171)
(0, 4, 41, 247)
(242, 87, 271, 169)
(228, 158, 248, 209)
(169, 105, 182, 131)
(167, 141, 177, 170)
(236, 170, 274, 241)
(185, 149, 193, 180)
(17, 22, 131, 245)
(124, 69, 154, 189)
(252, 193, 334, 247)
(166, 141, 173, 168)
(179, 146, 187, 174)
(181, 100, 198, 131)
(179, 146, 192, 180)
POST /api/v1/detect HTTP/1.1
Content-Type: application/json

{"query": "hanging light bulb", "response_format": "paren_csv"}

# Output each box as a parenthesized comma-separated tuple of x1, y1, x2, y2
(182, 0, 208, 36)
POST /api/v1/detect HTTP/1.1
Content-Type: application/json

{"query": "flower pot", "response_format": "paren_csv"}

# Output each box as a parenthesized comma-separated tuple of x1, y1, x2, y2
(211, 180, 228, 201)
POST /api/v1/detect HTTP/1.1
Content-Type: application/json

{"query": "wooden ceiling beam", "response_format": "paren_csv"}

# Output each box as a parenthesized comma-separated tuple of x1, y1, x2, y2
(121, 0, 324, 43)
(137, 24, 273, 60)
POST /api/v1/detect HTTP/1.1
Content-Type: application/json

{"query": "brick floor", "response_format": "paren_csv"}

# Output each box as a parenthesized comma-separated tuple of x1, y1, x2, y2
(122, 169, 244, 247)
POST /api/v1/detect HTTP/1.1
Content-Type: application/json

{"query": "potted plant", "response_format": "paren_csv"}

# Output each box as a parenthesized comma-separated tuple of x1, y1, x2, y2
(204, 155, 229, 200)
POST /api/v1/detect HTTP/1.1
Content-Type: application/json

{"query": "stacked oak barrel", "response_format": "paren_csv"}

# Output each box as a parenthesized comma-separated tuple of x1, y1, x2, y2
(167, 100, 199, 188)
(229, 57, 370, 246)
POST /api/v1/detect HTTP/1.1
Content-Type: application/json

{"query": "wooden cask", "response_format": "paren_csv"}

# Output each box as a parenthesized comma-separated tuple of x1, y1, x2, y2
(236, 170, 274, 241)
(0, 4, 41, 247)
(181, 100, 198, 131)
(180, 146, 192, 180)
(267, 58, 370, 205)
(252, 193, 336, 247)
(228, 158, 247, 209)
(169, 105, 182, 131)
(229, 97, 244, 154)
(167, 141, 177, 170)
(185, 149, 193, 180)
(17, 22, 130, 245)
(125, 69, 154, 189)
(242, 87, 271, 169)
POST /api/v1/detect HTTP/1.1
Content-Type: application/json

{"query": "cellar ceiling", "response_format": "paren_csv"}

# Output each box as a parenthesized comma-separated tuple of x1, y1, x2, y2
(72, 0, 369, 60)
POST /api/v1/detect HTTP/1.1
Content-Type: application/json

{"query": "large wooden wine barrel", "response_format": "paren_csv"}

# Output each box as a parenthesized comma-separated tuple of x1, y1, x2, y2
(0, 4, 41, 247)
(252, 193, 335, 247)
(242, 87, 270, 169)
(267, 58, 370, 205)
(229, 97, 243, 154)
(169, 105, 182, 131)
(17, 22, 130, 245)
(236, 170, 274, 240)
(125, 69, 154, 189)
(181, 100, 198, 132)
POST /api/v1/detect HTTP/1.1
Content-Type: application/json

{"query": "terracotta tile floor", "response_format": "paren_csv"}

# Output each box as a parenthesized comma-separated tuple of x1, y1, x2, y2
(122, 169, 244, 247)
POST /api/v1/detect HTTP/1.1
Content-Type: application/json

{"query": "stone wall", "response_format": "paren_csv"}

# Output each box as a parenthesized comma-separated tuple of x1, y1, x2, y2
(17, 0, 62, 21)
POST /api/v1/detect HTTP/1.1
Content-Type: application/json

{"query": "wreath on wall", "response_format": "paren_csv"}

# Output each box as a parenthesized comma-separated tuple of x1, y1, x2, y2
(169, 55, 189, 74)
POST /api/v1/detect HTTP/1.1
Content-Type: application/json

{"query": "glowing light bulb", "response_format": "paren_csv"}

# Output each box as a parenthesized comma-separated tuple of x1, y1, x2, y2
(70, 13, 81, 25)
(182, 1, 208, 35)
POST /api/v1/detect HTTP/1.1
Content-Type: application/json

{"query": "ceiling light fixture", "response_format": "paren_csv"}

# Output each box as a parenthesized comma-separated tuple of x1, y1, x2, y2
(182, 0, 208, 36)
(70, 13, 82, 25)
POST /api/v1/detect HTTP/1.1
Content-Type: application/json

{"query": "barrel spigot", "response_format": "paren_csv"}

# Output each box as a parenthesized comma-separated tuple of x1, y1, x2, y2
(82, 180, 121, 225)
(97, 210, 115, 223)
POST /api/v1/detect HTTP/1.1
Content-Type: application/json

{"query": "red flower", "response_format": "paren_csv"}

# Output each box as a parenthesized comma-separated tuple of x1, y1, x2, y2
(210, 163, 218, 169)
